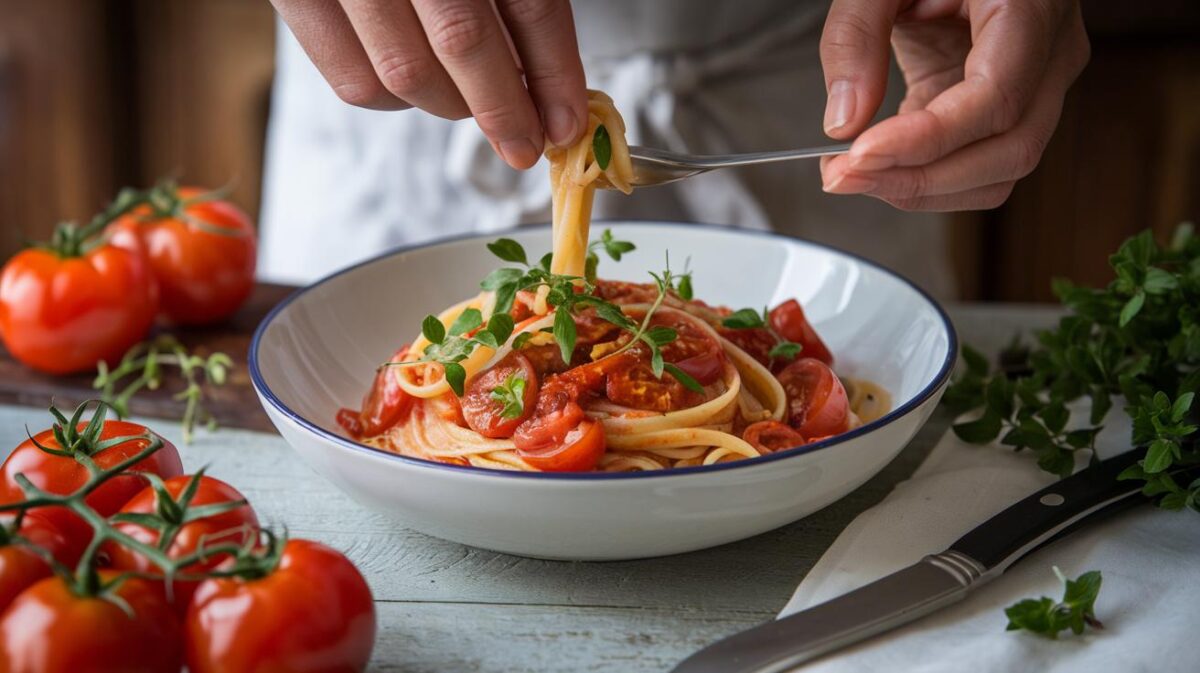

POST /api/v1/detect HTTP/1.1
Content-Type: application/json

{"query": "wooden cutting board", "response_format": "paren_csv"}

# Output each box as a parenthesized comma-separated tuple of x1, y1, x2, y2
(0, 283, 297, 433)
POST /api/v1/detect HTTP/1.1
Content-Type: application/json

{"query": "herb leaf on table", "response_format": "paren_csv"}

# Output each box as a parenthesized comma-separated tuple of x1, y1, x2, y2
(943, 224, 1200, 508)
(1005, 568, 1103, 638)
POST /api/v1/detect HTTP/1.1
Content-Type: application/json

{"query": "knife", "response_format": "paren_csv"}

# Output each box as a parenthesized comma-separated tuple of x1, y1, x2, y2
(672, 450, 1150, 673)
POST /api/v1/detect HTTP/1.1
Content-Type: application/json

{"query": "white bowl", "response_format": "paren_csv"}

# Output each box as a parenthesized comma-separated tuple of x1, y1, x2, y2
(250, 222, 956, 560)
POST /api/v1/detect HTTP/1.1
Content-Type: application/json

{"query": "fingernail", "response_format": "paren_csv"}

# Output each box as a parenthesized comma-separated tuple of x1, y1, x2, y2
(823, 172, 877, 194)
(823, 80, 855, 135)
(848, 152, 895, 171)
(544, 105, 579, 147)
(498, 138, 539, 168)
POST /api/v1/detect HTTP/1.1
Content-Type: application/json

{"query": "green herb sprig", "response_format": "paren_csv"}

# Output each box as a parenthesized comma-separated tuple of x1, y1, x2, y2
(944, 224, 1200, 506)
(477, 232, 703, 393)
(93, 335, 233, 444)
(409, 309, 515, 396)
(1005, 568, 1103, 638)
(490, 372, 528, 420)
(721, 307, 803, 363)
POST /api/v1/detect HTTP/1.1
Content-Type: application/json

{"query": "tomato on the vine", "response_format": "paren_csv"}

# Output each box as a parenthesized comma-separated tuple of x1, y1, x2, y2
(0, 418, 183, 528)
(110, 183, 256, 325)
(105, 474, 259, 610)
(185, 539, 375, 673)
(0, 573, 182, 673)
(0, 509, 85, 610)
(0, 230, 157, 375)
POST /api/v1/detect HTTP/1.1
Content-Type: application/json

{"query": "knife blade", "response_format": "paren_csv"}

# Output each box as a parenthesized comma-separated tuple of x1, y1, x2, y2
(672, 449, 1148, 673)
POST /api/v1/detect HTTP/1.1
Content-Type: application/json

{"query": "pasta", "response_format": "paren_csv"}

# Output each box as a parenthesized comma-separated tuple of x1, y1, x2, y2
(336, 91, 889, 472)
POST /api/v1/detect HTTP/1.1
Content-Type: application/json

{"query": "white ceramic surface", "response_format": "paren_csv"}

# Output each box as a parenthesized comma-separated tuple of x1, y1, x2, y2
(250, 222, 956, 560)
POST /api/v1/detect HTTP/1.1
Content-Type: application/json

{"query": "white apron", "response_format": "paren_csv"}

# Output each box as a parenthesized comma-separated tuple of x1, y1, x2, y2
(259, 0, 955, 298)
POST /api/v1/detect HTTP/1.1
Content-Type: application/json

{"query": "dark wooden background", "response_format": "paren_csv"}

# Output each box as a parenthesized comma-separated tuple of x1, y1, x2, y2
(1, 1, 1197, 302)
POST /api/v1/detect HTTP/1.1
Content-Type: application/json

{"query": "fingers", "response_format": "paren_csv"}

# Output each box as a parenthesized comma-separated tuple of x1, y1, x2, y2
(496, 0, 588, 147)
(270, 0, 410, 110)
(819, 0, 905, 139)
(822, 4, 1090, 212)
(339, 0, 468, 119)
(411, 0, 545, 168)
(844, 0, 1069, 171)
(876, 181, 1018, 212)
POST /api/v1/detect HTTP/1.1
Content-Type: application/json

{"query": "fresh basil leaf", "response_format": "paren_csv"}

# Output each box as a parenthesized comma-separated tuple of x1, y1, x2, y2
(493, 283, 518, 316)
(486, 312, 515, 345)
(600, 229, 636, 261)
(443, 362, 467, 396)
(487, 238, 527, 265)
(553, 309, 576, 366)
(952, 410, 1002, 444)
(676, 273, 694, 300)
(538, 252, 553, 272)
(644, 326, 677, 346)
(593, 124, 611, 171)
(1171, 391, 1194, 423)
(1143, 267, 1178, 295)
(650, 346, 665, 378)
(664, 363, 704, 393)
(722, 308, 766, 329)
(449, 308, 483, 336)
(511, 332, 535, 350)
(422, 315, 445, 345)
(1144, 438, 1176, 473)
(481, 267, 524, 291)
(471, 331, 499, 350)
(769, 341, 803, 361)
(1119, 291, 1145, 327)
(585, 251, 599, 283)
(593, 301, 637, 330)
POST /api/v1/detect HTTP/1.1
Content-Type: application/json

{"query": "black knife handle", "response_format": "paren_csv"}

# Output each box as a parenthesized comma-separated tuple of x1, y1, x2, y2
(948, 450, 1145, 572)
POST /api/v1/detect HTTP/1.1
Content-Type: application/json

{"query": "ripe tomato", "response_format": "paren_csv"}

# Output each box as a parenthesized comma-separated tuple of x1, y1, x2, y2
(105, 475, 259, 610)
(517, 418, 607, 472)
(0, 510, 85, 611)
(109, 185, 255, 325)
(0, 573, 182, 673)
(0, 242, 157, 375)
(337, 346, 414, 439)
(606, 359, 704, 412)
(461, 352, 539, 438)
(652, 310, 725, 385)
(742, 420, 807, 454)
(512, 384, 585, 452)
(185, 539, 376, 673)
(0, 420, 184, 525)
(776, 358, 850, 439)
(770, 299, 833, 366)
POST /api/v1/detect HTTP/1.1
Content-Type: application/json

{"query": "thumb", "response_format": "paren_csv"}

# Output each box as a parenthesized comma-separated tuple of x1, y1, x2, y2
(819, 0, 901, 139)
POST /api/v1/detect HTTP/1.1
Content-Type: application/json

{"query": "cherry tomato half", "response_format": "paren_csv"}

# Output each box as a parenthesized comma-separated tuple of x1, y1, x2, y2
(776, 358, 850, 439)
(110, 185, 256, 325)
(517, 418, 607, 472)
(105, 475, 259, 611)
(0, 420, 184, 528)
(185, 539, 376, 673)
(461, 352, 539, 438)
(742, 420, 807, 454)
(0, 243, 157, 375)
(0, 573, 182, 673)
(770, 300, 833, 366)
(337, 346, 414, 439)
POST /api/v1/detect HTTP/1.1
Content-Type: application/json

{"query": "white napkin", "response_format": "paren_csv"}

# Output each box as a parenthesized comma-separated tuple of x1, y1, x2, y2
(779, 406, 1200, 672)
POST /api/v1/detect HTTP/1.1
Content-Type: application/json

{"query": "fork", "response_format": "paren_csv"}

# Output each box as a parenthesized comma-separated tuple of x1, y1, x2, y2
(599, 143, 853, 189)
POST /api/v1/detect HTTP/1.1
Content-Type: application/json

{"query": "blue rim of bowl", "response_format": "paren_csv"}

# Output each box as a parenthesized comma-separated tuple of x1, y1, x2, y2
(249, 220, 958, 481)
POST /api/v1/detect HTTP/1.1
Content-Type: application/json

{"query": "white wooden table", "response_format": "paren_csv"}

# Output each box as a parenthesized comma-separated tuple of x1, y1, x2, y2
(0, 305, 1057, 672)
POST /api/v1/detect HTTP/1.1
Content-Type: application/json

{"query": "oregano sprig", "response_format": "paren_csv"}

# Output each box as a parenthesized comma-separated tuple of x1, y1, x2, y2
(1005, 568, 1104, 639)
(721, 307, 803, 363)
(943, 224, 1200, 504)
(490, 372, 527, 420)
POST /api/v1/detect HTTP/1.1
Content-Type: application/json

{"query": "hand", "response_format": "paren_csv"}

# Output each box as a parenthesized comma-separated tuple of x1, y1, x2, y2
(270, 0, 587, 169)
(818, 0, 1090, 211)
